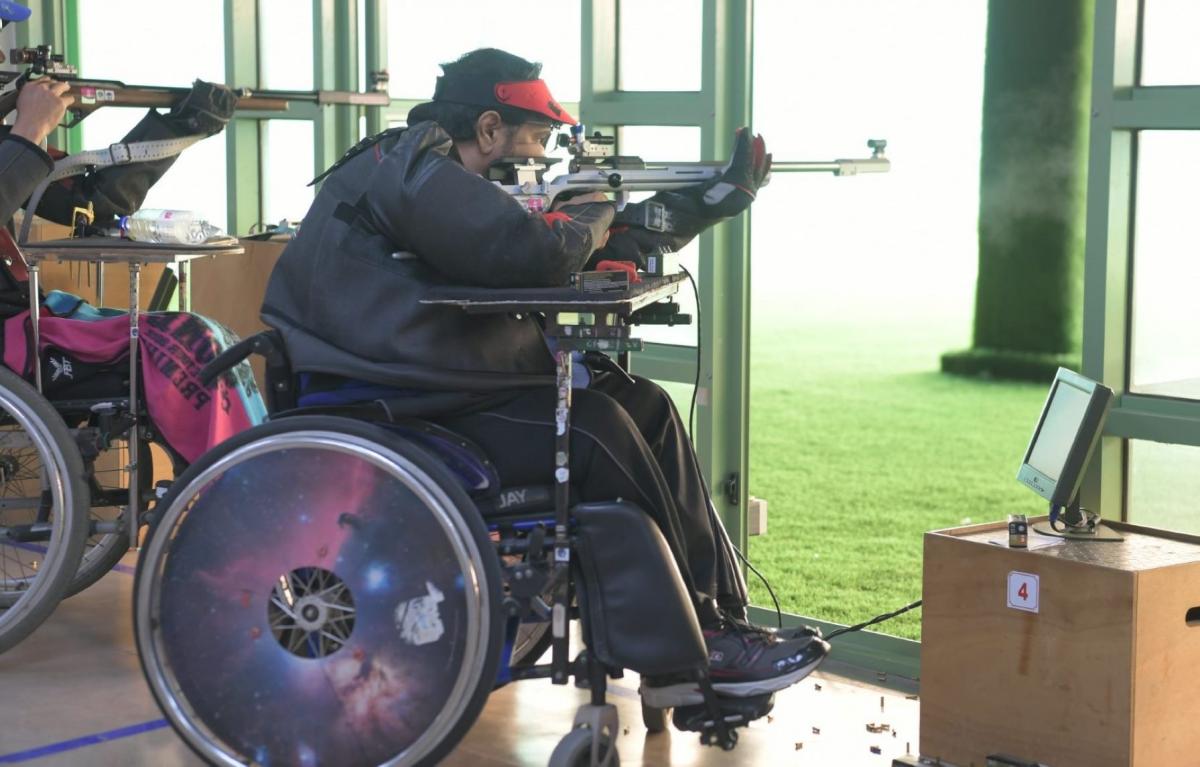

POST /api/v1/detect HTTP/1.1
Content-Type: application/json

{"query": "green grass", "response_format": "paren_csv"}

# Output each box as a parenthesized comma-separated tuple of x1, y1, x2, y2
(744, 309, 1048, 640)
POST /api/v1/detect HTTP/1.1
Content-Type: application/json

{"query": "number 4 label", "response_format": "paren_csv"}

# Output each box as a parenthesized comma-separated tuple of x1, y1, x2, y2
(1007, 571, 1039, 613)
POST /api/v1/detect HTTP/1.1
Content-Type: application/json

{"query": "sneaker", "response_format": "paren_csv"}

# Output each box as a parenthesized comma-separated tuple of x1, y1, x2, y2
(639, 622, 830, 708)
(723, 612, 823, 642)
(705, 622, 830, 698)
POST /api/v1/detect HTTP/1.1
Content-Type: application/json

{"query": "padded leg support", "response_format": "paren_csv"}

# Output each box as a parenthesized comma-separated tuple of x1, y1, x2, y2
(572, 501, 707, 676)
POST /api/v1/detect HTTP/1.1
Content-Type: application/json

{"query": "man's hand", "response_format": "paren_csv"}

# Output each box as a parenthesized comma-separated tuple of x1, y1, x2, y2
(594, 128, 771, 269)
(11, 79, 74, 145)
(703, 126, 771, 215)
(669, 127, 770, 223)
(552, 192, 612, 250)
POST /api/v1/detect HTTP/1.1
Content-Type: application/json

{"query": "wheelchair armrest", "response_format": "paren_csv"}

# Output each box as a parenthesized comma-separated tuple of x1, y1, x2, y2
(200, 330, 296, 412)
(200, 335, 260, 388)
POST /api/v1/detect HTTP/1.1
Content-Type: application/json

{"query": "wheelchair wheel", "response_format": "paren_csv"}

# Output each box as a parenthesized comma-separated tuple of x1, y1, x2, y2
(66, 435, 154, 597)
(0, 366, 89, 654)
(135, 415, 504, 767)
(510, 620, 552, 668)
(549, 727, 618, 767)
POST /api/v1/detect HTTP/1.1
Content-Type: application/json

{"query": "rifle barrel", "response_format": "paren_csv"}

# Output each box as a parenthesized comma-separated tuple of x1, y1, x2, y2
(59, 80, 385, 112)
(770, 161, 843, 173)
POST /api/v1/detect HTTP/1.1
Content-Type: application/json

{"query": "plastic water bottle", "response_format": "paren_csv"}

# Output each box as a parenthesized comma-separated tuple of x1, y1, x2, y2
(119, 209, 227, 245)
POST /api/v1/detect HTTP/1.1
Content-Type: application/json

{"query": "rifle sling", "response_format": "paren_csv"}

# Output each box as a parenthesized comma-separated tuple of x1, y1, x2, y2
(19, 134, 204, 244)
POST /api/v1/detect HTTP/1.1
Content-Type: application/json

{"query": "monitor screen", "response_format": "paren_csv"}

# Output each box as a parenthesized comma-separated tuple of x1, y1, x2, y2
(1017, 368, 1114, 506)
(1026, 380, 1092, 481)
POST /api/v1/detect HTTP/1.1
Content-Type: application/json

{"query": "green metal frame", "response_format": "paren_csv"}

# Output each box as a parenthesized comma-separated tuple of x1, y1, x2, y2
(581, 0, 751, 547)
(1080, 0, 1200, 518)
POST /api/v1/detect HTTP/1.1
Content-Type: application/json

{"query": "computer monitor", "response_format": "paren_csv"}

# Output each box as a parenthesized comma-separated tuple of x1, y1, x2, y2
(1017, 368, 1114, 509)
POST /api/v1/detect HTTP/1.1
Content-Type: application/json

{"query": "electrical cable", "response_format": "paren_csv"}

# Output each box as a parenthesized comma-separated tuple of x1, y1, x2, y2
(681, 263, 701, 437)
(731, 543, 783, 629)
(681, 263, 787, 629)
(825, 599, 923, 641)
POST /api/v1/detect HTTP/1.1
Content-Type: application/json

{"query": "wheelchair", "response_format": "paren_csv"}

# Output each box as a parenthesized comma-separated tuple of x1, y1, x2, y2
(0, 265, 188, 654)
(132, 330, 776, 766)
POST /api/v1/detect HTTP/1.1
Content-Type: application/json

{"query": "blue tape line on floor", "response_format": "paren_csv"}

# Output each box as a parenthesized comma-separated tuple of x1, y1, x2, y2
(2, 542, 135, 576)
(2, 542, 48, 556)
(0, 719, 169, 763)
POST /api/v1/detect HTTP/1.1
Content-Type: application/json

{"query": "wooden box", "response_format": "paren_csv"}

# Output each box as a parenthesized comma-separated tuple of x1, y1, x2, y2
(921, 520, 1200, 767)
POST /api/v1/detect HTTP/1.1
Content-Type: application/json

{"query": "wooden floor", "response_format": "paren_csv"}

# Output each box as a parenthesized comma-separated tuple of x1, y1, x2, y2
(0, 556, 920, 766)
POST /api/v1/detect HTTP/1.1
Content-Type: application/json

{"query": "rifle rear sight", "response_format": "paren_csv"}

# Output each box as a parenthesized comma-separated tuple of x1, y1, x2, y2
(8, 45, 76, 77)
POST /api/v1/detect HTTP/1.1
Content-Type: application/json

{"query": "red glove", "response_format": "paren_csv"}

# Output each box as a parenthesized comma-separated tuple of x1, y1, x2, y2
(594, 259, 642, 283)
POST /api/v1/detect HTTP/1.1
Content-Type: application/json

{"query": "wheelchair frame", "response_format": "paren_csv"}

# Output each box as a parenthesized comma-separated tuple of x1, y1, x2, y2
(134, 275, 774, 765)
(0, 237, 236, 653)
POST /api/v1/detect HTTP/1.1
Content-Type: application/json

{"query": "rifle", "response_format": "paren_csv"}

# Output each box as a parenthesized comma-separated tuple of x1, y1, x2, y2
(0, 44, 390, 127)
(490, 125, 891, 226)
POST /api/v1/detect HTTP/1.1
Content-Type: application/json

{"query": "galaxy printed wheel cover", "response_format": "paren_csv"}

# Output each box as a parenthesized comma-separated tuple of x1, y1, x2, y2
(146, 436, 490, 766)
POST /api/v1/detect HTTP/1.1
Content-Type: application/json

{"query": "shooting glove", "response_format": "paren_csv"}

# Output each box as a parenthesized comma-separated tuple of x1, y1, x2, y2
(169, 79, 239, 136)
(590, 128, 771, 268)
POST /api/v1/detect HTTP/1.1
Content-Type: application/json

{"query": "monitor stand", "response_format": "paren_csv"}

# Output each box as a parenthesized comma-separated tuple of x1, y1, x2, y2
(1032, 500, 1124, 542)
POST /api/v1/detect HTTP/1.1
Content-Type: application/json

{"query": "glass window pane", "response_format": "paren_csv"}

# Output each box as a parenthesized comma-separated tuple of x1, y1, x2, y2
(77, 0, 224, 85)
(386, 0, 580, 103)
(618, 0, 701, 91)
(617, 126, 701, 347)
(1128, 440, 1200, 534)
(261, 121, 316, 225)
(1130, 132, 1200, 399)
(748, 0, 989, 640)
(75, 1, 228, 231)
(260, 0, 314, 90)
(1141, 0, 1200, 86)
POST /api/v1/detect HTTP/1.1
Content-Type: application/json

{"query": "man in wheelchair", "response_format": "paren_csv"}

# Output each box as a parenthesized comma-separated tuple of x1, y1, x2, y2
(260, 48, 829, 707)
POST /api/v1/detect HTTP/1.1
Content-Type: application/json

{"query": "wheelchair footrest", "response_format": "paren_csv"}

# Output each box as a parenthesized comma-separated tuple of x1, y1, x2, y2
(672, 692, 775, 735)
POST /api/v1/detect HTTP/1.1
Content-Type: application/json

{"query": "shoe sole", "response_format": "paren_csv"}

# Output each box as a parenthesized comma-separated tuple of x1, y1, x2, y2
(710, 651, 827, 698)
(640, 648, 829, 708)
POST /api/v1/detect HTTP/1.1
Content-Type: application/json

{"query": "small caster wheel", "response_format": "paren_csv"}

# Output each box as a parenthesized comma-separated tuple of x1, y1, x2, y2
(641, 699, 670, 734)
(549, 727, 619, 767)
(722, 728, 739, 751)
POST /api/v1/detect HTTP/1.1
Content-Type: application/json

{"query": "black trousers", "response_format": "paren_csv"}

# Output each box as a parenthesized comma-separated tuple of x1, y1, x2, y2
(437, 373, 748, 627)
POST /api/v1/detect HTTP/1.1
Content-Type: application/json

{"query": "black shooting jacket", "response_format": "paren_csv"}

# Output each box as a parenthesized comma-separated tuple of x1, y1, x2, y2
(0, 131, 53, 225)
(261, 121, 616, 406)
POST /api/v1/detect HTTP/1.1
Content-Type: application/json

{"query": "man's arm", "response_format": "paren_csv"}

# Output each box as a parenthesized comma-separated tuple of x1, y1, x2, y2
(1, 79, 74, 225)
(0, 131, 53, 224)
(361, 122, 615, 288)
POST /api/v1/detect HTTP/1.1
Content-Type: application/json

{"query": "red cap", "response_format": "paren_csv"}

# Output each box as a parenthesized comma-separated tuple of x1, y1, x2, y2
(432, 75, 576, 126)
(494, 80, 576, 126)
